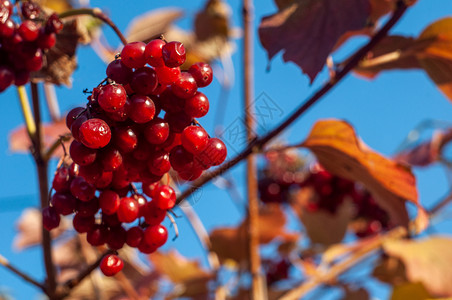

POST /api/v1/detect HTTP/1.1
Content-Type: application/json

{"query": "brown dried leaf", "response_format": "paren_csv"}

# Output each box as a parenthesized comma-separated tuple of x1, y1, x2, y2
(149, 250, 213, 299)
(13, 208, 68, 250)
(32, 19, 81, 86)
(210, 204, 298, 264)
(258, 0, 370, 82)
(301, 119, 419, 228)
(126, 9, 184, 43)
(354, 17, 452, 102)
(194, 0, 231, 41)
(383, 236, 452, 296)
(9, 118, 71, 158)
(291, 188, 354, 245)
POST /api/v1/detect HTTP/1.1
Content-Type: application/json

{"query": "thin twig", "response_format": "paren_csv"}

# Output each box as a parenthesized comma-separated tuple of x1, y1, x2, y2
(59, 8, 128, 46)
(16, 86, 36, 139)
(0, 254, 46, 292)
(175, 0, 409, 207)
(31, 82, 57, 298)
(43, 133, 72, 162)
(166, 212, 180, 241)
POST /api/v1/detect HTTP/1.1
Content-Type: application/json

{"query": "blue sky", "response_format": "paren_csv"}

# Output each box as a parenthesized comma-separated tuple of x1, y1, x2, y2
(0, 0, 451, 299)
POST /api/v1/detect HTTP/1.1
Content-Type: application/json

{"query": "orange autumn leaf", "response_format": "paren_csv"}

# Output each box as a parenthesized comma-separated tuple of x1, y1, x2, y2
(301, 119, 421, 228)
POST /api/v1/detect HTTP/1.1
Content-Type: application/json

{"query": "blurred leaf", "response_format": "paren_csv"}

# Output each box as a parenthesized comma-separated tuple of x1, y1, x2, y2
(391, 282, 432, 300)
(149, 250, 213, 299)
(394, 129, 452, 167)
(13, 208, 68, 250)
(126, 8, 184, 43)
(300, 119, 420, 228)
(322, 236, 377, 265)
(9, 118, 71, 157)
(186, 0, 237, 68)
(291, 187, 354, 246)
(210, 204, 298, 264)
(32, 19, 81, 86)
(36, 0, 72, 13)
(372, 255, 408, 285)
(383, 236, 452, 296)
(340, 287, 369, 300)
(258, 0, 370, 82)
(354, 17, 452, 102)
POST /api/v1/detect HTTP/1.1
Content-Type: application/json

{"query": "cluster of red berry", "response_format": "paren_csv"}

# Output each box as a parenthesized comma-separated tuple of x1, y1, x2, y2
(299, 164, 390, 237)
(0, 0, 62, 91)
(43, 39, 227, 276)
(258, 150, 306, 204)
(258, 151, 390, 238)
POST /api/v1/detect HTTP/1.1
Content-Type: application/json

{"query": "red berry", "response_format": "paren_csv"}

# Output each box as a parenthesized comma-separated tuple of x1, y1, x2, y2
(144, 224, 168, 247)
(107, 226, 127, 250)
(18, 20, 40, 42)
(52, 166, 72, 192)
(117, 197, 139, 223)
(100, 254, 123, 276)
(162, 41, 186, 68)
(76, 197, 99, 217)
(181, 126, 209, 154)
(130, 67, 158, 95)
(98, 84, 127, 112)
(144, 39, 166, 67)
(147, 150, 171, 176)
(169, 145, 193, 171)
(37, 32, 56, 49)
(42, 206, 60, 231)
(106, 60, 133, 84)
(155, 65, 181, 85)
(172, 72, 197, 99)
(113, 126, 138, 153)
(120, 41, 146, 69)
(142, 181, 160, 198)
(69, 140, 97, 166)
(66, 107, 85, 129)
(196, 137, 227, 166)
(154, 185, 176, 210)
(143, 201, 166, 226)
(126, 226, 144, 247)
(73, 213, 95, 233)
(185, 92, 209, 118)
(87, 225, 108, 246)
(78, 118, 112, 149)
(128, 95, 155, 124)
(99, 147, 123, 171)
(51, 192, 77, 216)
(0, 66, 14, 92)
(99, 190, 121, 215)
(70, 176, 96, 202)
(188, 62, 213, 87)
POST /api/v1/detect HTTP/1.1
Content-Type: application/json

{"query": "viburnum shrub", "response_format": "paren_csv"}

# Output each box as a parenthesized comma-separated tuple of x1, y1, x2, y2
(43, 38, 227, 275)
(0, 0, 62, 91)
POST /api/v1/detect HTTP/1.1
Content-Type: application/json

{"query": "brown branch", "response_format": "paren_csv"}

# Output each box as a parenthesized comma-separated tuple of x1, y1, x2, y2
(59, 8, 128, 46)
(114, 271, 143, 300)
(31, 82, 57, 298)
(242, 0, 264, 299)
(0, 254, 46, 292)
(175, 0, 409, 206)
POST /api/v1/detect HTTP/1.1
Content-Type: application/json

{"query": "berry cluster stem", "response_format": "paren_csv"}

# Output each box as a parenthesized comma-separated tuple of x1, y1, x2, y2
(58, 8, 128, 46)
(31, 82, 57, 298)
(175, 0, 409, 206)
